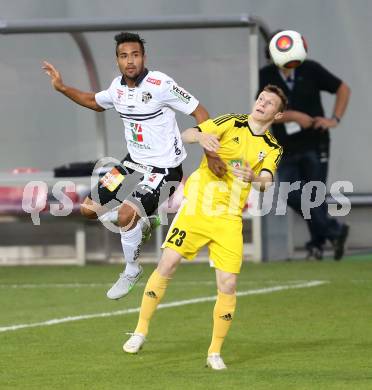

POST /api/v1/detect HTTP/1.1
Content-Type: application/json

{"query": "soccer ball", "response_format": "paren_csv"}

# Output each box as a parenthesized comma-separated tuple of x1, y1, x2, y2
(269, 30, 308, 69)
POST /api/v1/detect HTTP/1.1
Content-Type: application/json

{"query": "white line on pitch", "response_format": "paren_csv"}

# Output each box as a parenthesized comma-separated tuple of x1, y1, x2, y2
(0, 281, 218, 289)
(0, 280, 314, 289)
(0, 280, 328, 333)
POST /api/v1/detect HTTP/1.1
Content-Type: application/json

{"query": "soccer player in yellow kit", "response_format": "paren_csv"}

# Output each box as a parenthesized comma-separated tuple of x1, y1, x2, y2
(123, 85, 287, 370)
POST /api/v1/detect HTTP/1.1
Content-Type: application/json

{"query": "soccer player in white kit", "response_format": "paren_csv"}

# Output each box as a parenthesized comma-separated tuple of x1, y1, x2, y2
(43, 32, 210, 299)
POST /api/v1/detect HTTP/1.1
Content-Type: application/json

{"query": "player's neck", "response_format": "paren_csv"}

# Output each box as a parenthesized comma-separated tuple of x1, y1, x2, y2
(121, 68, 148, 88)
(247, 116, 269, 135)
(124, 77, 136, 88)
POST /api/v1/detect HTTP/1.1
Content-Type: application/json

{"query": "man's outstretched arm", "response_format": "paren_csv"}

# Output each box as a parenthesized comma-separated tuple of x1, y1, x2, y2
(190, 103, 209, 124)
(181, 127, 220, 152)
(190, 106, 227, 177)
(42, 61, 104, 112)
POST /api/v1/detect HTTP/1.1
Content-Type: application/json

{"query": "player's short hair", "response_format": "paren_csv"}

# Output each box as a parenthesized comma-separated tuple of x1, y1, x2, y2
(114, 32, 146, 56)
(263, 84, 288, 112)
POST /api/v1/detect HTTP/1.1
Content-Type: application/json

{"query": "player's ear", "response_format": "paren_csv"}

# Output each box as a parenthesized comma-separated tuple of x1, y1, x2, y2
(274, 111, 284, 121)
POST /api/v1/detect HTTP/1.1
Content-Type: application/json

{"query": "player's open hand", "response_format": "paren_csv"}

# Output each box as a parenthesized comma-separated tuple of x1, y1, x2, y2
(197, 133, 220, 153)
(42, 61, 64, 91)
(232, 162, 255, 183)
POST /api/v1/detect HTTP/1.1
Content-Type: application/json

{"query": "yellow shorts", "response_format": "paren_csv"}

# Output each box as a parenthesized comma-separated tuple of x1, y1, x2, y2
(162, 201, 243, 274)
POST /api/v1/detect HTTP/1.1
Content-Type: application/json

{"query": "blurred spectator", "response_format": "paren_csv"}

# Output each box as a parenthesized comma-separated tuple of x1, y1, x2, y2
(259, 34, 351, 260)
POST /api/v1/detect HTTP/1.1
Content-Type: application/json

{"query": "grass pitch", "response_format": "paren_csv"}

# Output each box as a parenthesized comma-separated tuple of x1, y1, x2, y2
(1, 254, 372, 389)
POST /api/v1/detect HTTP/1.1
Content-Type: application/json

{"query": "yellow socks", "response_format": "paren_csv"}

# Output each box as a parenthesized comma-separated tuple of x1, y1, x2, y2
(134, 273, 236, 355)
(208, 290, 236, 355)
(134, 270, 170, 336)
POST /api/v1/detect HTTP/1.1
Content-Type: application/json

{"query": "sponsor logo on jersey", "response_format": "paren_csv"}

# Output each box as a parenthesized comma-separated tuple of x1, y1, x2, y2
(174, 137, 182, 156)
(229, 159, 243, 168)
(116, 89, 124, 100)
(258, 151, 266, 161)
(129, 122, 151, 149)
(130, 123, 144, 142)
(142, 91, 152, 103)
(232, 136, 240, 144)
(146, 77, 161, 85)
(128, 141, 151, 150)
(170, 85, 191, 103)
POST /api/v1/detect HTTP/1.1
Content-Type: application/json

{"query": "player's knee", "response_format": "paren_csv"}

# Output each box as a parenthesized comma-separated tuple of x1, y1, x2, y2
(157, 261, 176, 277)
(80, 203, 97, 219)
(157, 248, 181, 277)
(218, 275, 237, 294)
(118, 204, 137, 230)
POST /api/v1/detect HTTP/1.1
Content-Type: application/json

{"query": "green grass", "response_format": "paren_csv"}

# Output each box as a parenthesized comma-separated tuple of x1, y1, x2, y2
(1, 254, 372, 389)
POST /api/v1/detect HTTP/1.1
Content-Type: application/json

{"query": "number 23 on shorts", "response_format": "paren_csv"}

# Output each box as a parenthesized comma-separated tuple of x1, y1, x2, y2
(167, 227, 187, 247)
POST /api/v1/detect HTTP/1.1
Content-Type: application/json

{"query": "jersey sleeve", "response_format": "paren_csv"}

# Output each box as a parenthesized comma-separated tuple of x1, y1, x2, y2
(260, 146, 283, 178)
(197, 114, 235, 138)
(95, 79, 116, 110)
(310, 60, 342, 93)
(160, 77, 199, 115)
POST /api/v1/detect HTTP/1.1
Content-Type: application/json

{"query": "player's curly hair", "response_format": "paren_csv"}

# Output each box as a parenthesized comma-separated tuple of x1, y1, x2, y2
(114, 32, 146, 56)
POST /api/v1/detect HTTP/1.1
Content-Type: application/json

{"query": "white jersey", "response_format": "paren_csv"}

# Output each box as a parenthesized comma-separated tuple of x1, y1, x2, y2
(95, 70, 199, 168)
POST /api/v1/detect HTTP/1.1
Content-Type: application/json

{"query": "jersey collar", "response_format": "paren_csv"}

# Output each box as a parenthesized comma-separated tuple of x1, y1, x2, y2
(120, 68, 149, 87)
(247, 115, 267, 137)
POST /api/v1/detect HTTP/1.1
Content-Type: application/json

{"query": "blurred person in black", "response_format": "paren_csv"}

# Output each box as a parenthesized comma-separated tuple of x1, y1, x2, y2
(259, 33, 351, 260)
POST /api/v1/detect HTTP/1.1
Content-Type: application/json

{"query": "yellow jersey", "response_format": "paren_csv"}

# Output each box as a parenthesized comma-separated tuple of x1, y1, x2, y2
(183, 114, 283, 219)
